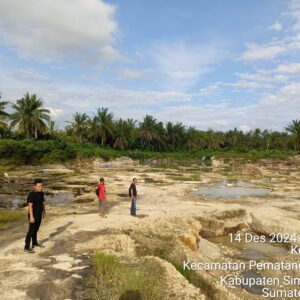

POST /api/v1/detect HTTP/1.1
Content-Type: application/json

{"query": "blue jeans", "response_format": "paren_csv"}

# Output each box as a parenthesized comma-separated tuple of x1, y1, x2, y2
(131, 197, 136, 216)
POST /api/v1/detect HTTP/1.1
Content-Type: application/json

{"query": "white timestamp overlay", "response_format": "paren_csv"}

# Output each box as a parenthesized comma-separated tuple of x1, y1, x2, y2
(228, 232, 300, 254)
(183, 232, 300, 298)
(182, 261, 300, 298)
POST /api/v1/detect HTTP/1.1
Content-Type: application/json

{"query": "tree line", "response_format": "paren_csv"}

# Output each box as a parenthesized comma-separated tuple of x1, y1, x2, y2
(0, 93, 299, 152)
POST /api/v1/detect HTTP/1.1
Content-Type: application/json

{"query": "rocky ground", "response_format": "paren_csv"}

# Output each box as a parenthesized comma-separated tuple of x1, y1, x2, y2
(0, 156, 299, 300)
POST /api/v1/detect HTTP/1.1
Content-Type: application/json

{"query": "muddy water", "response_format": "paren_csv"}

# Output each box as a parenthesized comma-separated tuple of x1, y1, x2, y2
(208, 234, 288, 260)
(0, 193, 75, 210)
(0, 194, 26, 209)
(207, 233, 289, 295)
(191, 180, 270, 199)
(46, 193, 74, 207)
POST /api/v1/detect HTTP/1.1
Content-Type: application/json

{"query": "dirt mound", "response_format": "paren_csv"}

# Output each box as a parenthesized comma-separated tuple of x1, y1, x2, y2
(142, 256, 205, 300)
(76, 234, 136, 258)
(240, 163, 262, 176)
(114, 156, 135, 164)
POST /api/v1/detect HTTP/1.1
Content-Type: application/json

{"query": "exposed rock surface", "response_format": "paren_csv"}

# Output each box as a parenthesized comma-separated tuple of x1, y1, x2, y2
(0, 157, 299, 299)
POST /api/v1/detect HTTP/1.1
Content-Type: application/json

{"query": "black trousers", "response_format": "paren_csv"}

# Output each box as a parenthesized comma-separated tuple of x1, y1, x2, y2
(25, 217, 42, 248)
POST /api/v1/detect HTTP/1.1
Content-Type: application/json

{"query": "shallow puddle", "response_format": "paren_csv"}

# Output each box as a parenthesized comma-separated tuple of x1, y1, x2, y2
(191, 186, 270, 198)
(207, 234, 288, 260)
(0, 193, 75, 210)
(191, 180, 270, 199)
(214, 180, 255, 187)
(242, 270, 264, 295)
(207, 233, 288, 295)
(0, 194, 25, 210)
(46, 193, 74, 207)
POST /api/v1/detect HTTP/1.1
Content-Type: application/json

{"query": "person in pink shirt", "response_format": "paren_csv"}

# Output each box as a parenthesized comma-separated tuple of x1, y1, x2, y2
(97, 177, 107, 218)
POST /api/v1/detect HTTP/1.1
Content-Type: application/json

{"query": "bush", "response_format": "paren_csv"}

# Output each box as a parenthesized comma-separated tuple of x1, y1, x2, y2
(0, 139, 76, 164)
(0, 210, 26, 229)
(0, 138, 298, 166)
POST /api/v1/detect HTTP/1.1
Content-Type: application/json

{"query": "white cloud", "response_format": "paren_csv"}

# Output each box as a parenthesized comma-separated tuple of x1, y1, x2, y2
(240, 125, 251, 132)
(239, 43, 286, 61)
(156, 82, 300, 131)
(192, 82, 221, 97)
(229, 80, 272, 90)
(152, 41, 226, 91)
(13, 69, 52, 83)
(230, 62, 300, 92)
(275, 63, 300, 74)
(239, 1, 300, 62)
(229, 70, 289, 90)
(0, 69, 194, 127)
(1, 67, 299, 131)
(286, 0, 300, 31)
(0, 0, 120, 64)
(117, 69, 151, 79)
(269, 21, 283, 31)
(237, 71, 288, 83)
(46, 107, 63, 119)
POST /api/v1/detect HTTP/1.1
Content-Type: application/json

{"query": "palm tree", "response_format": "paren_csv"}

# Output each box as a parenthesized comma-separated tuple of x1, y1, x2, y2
(285, 119, 300, 150)
(48, 120, 57, 137)
(225, 128, 241, 148)
(252, 128, 262, 148)
(165, 122, 185, 151)
(71, 112, 89, 143)
(10, 93, 50, 139)
(262, 129, 272, 150)
(113, 119, 137, 150)
(139, 115, 161, 150)
(87, 116, 99, 144)
(0, 97, 9, 131)
(95, 107, 114, 146)
(184, 127, 204, 150)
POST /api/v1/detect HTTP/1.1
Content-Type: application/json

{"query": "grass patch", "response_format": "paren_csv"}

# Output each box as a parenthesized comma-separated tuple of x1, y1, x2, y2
(92, 251, 166, 300)
(0, 210, 26, 229)
(132, 232, 176, 259)
(167, 175, 190, 181)
(172, 262, 221, 300)
(132, 232, 221, 300)
(144, 177, 156, 183)
(167, 174, 201, 181)
(143, 178, 166, 184)
(144, 167, 174, 173)
(191, 174, 201, 181)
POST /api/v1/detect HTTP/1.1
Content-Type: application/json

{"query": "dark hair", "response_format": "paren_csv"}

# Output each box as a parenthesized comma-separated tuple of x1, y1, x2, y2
(34, 178, 42, 185)
(133, 178, 137, 181)
(100, 177, 105, 183)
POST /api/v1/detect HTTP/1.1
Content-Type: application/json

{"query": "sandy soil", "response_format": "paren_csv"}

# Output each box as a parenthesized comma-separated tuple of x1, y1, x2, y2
(0, 157, 299, 299)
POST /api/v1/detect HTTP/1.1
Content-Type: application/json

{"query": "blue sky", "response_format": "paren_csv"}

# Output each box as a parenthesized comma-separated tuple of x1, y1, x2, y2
(0, 0, 299, 131)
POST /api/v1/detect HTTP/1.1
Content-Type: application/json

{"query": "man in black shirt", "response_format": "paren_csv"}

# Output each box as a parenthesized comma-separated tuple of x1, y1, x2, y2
(129, 178, 138, 216)
(24, 179, 46, 252)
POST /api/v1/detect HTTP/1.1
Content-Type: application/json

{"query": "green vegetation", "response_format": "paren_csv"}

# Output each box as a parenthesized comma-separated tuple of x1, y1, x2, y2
(0, 210, 26, 229)
(0, 93, 299, 164)
(0, 97, 9, 134)
(10, 93, 51, 139)
(132, 232, 220, 300)
(285, 119, 300, 151)
(0, 139, 298, 166)
(0, 139, 76, 164)
(92, 251, 166, 300)
(173, 262, 221, 300)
